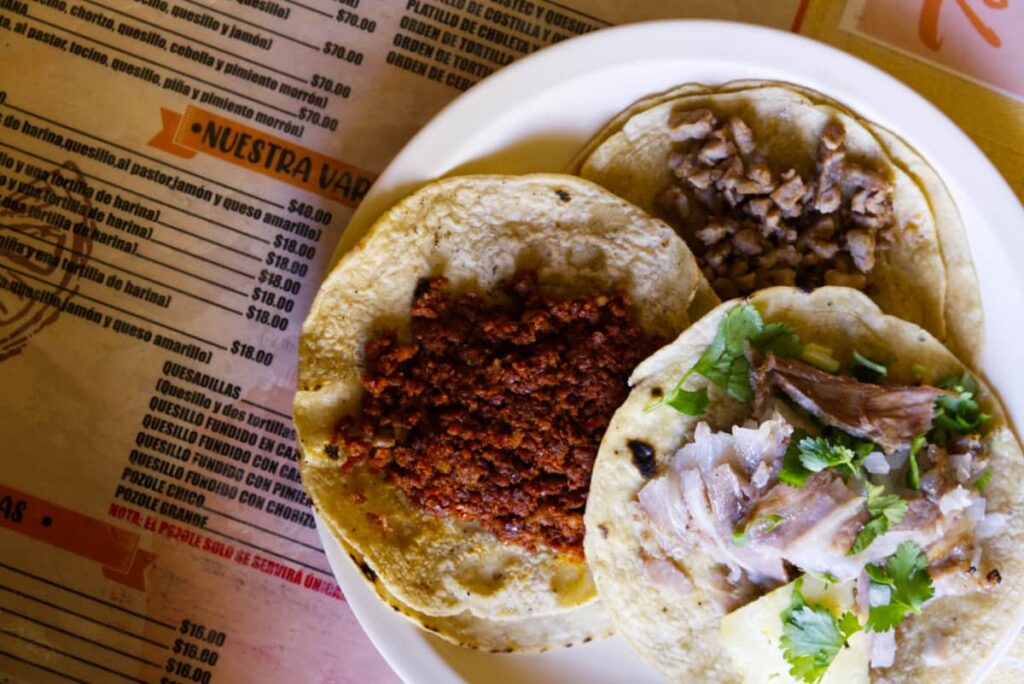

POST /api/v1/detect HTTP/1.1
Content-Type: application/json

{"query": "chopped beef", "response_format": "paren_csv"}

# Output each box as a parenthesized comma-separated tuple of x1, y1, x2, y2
(659, 110, 896, 298)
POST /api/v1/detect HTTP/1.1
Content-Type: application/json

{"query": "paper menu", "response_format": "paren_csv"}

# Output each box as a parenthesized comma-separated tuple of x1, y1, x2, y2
(0, 1, 803, 682)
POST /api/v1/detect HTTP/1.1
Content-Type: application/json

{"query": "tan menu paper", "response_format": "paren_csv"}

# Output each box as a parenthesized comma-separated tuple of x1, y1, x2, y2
(0, 1, 799, 682)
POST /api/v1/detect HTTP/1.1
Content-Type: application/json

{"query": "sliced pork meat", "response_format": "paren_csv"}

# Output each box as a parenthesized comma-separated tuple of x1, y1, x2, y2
(752, 353, 949, 453)
(745, 472, 867, 579)
(636, 418, 794, 597)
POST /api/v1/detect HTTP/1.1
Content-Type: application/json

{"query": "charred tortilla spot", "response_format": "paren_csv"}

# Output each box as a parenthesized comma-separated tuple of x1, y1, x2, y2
(628, 439, 657, 478)
(358, 560, 377, 583)
(987, 568, 1002, 585)
(598, 523, 609, 539)
(650, 387, 663, 398)
(583, 636, 592, 643)
(324, 444, 340, 460)
(556, 190, 571, 202)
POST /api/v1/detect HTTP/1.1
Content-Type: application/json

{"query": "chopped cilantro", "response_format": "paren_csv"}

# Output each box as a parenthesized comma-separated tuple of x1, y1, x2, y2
(693, 304, 767, 402)
(973, 470, 993, 492)
(906, 434, 925, 490)
(849, 483, 908, 555)
(851, 350, 887, 383)
(797, 431, 874, 480)
(780, 578, 862, 683)
(650, 304, 801, 415)
(753, 322, 804, 358)
(779, 429, 813, 486)
(911, 363, 927, 379)
(662, 386, 709, 416)
(932, 372, 991, 445)
(732, 514, 784, 547)
(779, 429, 875, 487)
(864, 542, 934, 632)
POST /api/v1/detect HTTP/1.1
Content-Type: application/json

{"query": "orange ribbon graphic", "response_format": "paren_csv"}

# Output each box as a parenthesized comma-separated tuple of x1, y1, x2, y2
(0, 485, 157, 591)
(919, 0, 1006, 50)
(149, 106, 375, 208)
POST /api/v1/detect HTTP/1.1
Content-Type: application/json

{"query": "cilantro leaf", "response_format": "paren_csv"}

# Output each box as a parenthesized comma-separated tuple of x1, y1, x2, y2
(849, 483, 908, 555)
(753, 322, 803, 358)
(865, 542, 934, 632)
(851, 349, 888, 383)
(780, 579, 860, 683)
(652, 304, 803, 415)
(781, 430, 876, 487)
(779, 429, 813, 486)
(973, 470, 993, 492)
(691, 304, 764, 402)
(797, 432, 873, 480)
(732, 514, 783, 547)
(797, 436, 857, 473)
(662, 386, 709, 416)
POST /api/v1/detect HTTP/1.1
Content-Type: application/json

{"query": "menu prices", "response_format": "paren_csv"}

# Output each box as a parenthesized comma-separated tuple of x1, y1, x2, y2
(0, 1, 800, 682)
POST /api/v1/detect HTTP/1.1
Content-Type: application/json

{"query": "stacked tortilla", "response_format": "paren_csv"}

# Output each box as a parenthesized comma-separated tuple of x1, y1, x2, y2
(293, 175, 707, 650)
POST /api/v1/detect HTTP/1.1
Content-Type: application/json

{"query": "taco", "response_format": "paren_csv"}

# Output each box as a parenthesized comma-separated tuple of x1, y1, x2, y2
(575, 84, 982, 366)
(333, 533, 614, 652)
(294, 174, 707, 646)
(584, 286, 1024, 682)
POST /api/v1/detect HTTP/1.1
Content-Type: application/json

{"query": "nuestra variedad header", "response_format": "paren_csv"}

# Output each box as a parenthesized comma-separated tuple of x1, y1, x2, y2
(149, 106, 375, 208)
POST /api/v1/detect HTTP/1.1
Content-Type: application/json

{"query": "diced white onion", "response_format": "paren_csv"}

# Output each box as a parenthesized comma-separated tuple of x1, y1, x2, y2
(868, 583, 891, 607)
(938, 486, 973, 515)
(978, 513, 1008, 539)
(966, 497, 987, 521)
(887, 445, 909, 470)
(862, 451, 890, 475)
(870, 630, 896, 668)
(950, 453, 973, 483)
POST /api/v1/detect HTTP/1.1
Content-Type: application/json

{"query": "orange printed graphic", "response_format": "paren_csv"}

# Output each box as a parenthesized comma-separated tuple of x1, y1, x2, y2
(0, 485, 157, 590)
(0, 161, 96, 363)
(919, 0, 1006, 50)
(149, 107, 375, 208)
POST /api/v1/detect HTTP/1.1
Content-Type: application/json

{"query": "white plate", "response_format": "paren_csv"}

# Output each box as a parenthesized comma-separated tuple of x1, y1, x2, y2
(316, 20, 1024, 684)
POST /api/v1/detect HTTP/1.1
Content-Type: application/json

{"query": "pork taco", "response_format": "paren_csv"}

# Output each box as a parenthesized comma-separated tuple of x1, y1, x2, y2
(575, 84, 982, 365)
(584, 287, 1024, 682)
(294, 174, 707, 646)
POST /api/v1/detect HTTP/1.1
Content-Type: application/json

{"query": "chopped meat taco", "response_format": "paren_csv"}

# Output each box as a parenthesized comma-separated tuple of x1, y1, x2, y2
(294, 174, 708, 648)
(584, 287, 1024, 682)
(574, 83, 982, 366)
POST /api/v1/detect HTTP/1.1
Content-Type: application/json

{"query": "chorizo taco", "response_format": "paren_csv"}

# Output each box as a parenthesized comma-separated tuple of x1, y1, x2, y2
(574, 83, 982, 365)
(333, 534, 614, 652)
(584, 286, 1024, 682)
(294, 174, 707, 647)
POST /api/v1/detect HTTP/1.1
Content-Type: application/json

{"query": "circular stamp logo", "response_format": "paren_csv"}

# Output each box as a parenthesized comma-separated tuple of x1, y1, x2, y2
(0, 161, 96, 362)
